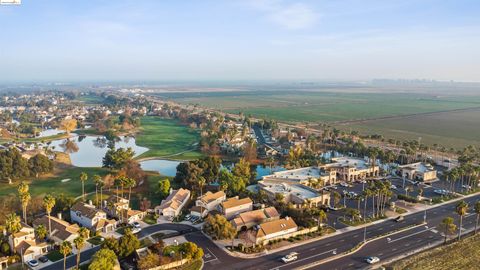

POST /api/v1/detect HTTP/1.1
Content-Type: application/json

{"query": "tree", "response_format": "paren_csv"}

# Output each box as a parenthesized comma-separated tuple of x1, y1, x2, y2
(218, 169, 246, 196)
(456, 200, 468, 240)
(157, 179, 171, 199)
(102, 147, 135, 170)
(318, 209, 327, 227)
(137, 251, 160, 270)
(88, 248, 118, 270)
(440, 217, 456, 244)
(79, 172, 88, 201)
(118, 228, 140, 258)
(35, 224, 48, 240)
(232, 158, 251, 182)
(475, 201, 480, 234)
(17, 182, 30, 223)
(43, 194, 55, 236)
(101, 237, 119, 254)
(203, 214, 236, 240)
(28, 154, 54, 177)
(60, 241, 72, 270)
(93, 175, 103, 207)
(243, 138, 257, 162)
(117, 160, 147, 184)
(5, 213, 21, 235)
(74, 236, 86, 270)
(59, 118, 77, 134)
(198, 177, 206, 197)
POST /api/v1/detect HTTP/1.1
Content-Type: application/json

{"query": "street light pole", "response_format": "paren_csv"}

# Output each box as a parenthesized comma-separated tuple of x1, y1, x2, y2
(363, 226, 367, 243)
(423, 201, 427, 224)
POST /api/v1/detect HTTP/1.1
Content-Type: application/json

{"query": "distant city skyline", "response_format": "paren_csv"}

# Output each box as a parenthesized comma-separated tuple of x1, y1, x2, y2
(1, 0, 479, 82)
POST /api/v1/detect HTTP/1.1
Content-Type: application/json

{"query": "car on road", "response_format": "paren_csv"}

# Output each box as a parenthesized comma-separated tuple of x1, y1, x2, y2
(390, 185, 397, 190)
(28, 259, 39, 267)
(38, 256, 48, 263)
(365, 256, 380, 264)
(434, 189, 449, 195)
(328, 206, 339, 211)
(339, 182, 350, 187)
(462, 185, 471, 190)
(394, 216, 404, 222)
(281, 252, 299, 263)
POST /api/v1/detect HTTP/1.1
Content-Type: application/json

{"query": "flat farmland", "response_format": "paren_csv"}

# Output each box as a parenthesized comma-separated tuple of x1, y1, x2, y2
(173, 90, 480, 148)
(339, 108, 480, 149)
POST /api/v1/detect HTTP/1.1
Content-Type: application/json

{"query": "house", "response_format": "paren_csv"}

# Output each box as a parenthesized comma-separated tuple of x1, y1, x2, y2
(103, 196, 145, 223)
(0, 257, 7, 270)
(70, 201, 116, 233)
(190, 206, 208, 218)
(221, 197, 253, 220)
(8, 224, 48, 261)
(254, 217, 298, 245)
(231, 207, 280, 231)
(258, 181, 331, 208)
(155, 188, 191, 219)
(33, 214, 80, 244)
(195, 191, 226, 212)
(399, 162, 437, 182)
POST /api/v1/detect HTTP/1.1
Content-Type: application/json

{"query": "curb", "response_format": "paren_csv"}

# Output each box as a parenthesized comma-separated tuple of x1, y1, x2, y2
(295, 223, 427, 270)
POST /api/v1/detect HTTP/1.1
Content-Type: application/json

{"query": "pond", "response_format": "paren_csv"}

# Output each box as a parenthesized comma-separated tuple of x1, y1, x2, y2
(37, 128, 64, 138)
(50, 134, 148, 167)
(139, 159, 285, 179)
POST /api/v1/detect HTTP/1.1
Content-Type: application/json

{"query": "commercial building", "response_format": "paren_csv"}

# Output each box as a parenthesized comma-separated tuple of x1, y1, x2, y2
(258, 181, 330, 207)
(262, 167, 337, 187)
(323, 157, 380, 182)
(399, 162, 437, 182)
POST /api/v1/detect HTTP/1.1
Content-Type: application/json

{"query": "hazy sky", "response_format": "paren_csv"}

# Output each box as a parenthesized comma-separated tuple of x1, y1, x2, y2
(1, 0, 479, 82)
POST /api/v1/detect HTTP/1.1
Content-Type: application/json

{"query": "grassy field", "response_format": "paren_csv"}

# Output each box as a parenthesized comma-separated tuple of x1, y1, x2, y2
(389, 234, 480, 270)
(0, 167, 109, 198)
(174, 90, 480, 148)
(135, 117, 202, 160)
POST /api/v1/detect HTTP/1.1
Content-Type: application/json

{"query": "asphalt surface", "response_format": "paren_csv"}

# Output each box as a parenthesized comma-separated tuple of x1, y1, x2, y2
(38, 194, 480, 270)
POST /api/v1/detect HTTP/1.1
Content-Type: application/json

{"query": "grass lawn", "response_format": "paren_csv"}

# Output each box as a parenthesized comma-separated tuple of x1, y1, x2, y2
(0, 166, 110, 198)
(135, 117, 201, 160)
(143, 213, 158, 225)
(388, 234, 480, 270)
(87, 236, 104, 246)
(46, 250, 64, 262)
(180, 259, 203, 270)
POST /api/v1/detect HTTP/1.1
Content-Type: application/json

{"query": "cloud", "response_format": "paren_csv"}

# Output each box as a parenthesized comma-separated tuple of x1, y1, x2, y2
(247, 0, 319, 30)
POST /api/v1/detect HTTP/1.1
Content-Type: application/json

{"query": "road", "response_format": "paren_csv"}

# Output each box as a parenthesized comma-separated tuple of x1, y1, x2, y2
(39, 194, 480, 270)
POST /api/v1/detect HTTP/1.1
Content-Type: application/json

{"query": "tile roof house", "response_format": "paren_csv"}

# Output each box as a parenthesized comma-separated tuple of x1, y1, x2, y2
(33, 214, 80, 244)
(195, 191, 226, 212)
(70, 201, 116, 233)
(231, 207, 280, 231)
(221, 196, 253, 220)
(254, 217, 298, 245)
(8, 223, 49, 261)
(103, 195, 145, 224)
(155, 188, 191, 219)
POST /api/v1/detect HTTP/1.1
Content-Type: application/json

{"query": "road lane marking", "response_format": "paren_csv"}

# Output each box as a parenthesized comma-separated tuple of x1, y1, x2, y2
(203, 248, 218, 263)
(275, 249, 337, 269)
(388, 227, 436, 243)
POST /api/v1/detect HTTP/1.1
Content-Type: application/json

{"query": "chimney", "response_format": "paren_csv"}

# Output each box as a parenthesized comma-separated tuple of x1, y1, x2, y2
(57, 212, 62, 220)
(285, 216, 290, 220)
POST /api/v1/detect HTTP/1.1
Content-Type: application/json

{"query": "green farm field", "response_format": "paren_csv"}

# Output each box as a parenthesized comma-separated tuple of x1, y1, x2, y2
(174, 90, 480, 148)
(135, 116, 202, 160)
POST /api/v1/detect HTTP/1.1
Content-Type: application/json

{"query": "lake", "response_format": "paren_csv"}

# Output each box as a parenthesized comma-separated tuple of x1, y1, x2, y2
(50, 134, 148, 167)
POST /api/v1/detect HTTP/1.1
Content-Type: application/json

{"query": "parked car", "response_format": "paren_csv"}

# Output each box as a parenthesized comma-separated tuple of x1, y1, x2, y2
(38, 256, 48, 263)
(390, 185, 397, 190)
(340, 182, 349, 187)
(132, 221, 141, 228)
(281, 252, 299, 263)
(185, 214, 192, 221)
(365, 256, 380, 264)
(328, 206, 339, 211)
(28, 259, 39, 267)
(394, 216, 404, 222)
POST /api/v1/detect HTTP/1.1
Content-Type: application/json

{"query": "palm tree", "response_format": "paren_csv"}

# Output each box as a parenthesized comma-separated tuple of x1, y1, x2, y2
(59, 240, 72, 270)
(17, 182, 31, 223)
(78, 227, 90, 239)
(73, 236, 86, 269)
(35, 224, 47, 240)
(440, 217, 456, 244)
(79, 172, 88, 201)
(5, 213, 21, 235)
(43, 194, 55, 237)
(124, 177, 136, 223)
(93, 174, 102, 207)
(318, 209, 327, 228)
(456, 200, 468, 240)
(475, 201, 480, 234)
(198, 176, 206, 197)
(266, 156, 275, 173)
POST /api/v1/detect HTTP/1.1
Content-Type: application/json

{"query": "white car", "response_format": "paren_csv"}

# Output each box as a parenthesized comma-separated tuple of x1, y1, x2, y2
(132, 221, 141, 228)
(365, 256, 380, 264)
(391, 185, 397, 190)
(28, 259, 39, 267)
(340, 182, 349, 187)
(281, 252, 299, 263)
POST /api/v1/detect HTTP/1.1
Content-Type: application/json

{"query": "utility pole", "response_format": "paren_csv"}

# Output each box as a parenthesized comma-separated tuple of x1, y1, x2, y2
(423, 201, 427, 224)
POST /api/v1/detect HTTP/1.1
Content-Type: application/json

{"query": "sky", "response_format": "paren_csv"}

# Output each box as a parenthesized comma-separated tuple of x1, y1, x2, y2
(0, 0, 479, 82)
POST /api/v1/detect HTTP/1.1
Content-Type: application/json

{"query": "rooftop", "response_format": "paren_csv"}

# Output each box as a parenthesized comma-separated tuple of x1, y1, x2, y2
(222, 197, 253, 210)
(262, 167, 328, 182)
(260, 181, 321, 200)
(400, 162, 435, 173)
(256, 217, 298, 237)
(327, 157, 370, 169)
(198, 191, 226, 204)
